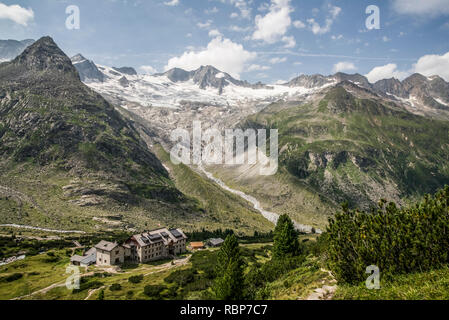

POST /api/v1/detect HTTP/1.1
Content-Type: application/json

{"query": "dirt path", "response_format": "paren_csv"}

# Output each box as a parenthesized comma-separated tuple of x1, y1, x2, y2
(12, 271, 96, 300)
(305, 269, 338, 300)
(85, 286, 106, 300)
(11, 256, 191, 300)
(143, 255, 191, 276)
(12, 282, 67, 300)
(306, 285, 337, 300)
(0, 224, 85, 234)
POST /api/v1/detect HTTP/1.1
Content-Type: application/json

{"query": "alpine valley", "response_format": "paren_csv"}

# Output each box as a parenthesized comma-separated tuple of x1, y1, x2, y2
(1, 36, 449, 234)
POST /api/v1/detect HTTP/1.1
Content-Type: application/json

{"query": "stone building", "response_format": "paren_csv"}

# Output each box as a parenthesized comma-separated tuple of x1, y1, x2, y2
(124, 228, 187, 263)
(92, 227, 187, 266)
(95, 241, 125, 266)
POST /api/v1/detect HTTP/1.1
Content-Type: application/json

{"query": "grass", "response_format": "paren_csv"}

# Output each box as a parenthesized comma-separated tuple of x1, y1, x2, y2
(0, 249, 73, 300)
(334, 267, 449, 300)
(269, 256, 334, 300)
(0, 142, 274, 236)
(1, 243, 277, 300)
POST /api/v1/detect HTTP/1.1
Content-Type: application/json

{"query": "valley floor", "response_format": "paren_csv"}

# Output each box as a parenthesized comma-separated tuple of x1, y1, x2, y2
(2, 233, 449, 301)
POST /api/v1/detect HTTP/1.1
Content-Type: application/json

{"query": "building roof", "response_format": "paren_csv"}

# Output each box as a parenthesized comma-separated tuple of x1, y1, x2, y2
(71, 247, 97, 264)
(131, 227, 187, 247)
(70, 255, 84, 263)
(209, 238, 224, 246)
(94, 240, 119, 252)
(190, 242, 205, 248)
(85, 247, 96, 256)
(80, 253, 96, 265)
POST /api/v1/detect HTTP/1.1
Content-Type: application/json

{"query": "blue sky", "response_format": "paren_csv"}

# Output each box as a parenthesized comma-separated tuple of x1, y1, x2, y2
(1, 0, 449, 83)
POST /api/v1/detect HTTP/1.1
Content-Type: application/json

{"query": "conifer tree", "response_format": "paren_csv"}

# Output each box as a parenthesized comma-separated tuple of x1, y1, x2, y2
(273, 214, 301, 259)
(213, 234, 244, 300)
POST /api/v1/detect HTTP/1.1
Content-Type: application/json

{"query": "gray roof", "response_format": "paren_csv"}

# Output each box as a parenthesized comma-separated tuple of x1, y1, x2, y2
(70, 255, 84, 263)
(85, 247, 96, 256)
(132, 227, 187, 247)
(80, 253, 96, 265)
(94, 240, 119, 252)
(209, 238, 224, 245)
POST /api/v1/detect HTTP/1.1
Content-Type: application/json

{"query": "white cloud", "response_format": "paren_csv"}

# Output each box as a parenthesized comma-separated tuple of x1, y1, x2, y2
(140, 65, 157, 74)
(205, 7, 219, 14)
(282, 36, 296, 48)
(269, 57, 287, 64)
(382, 36, 391, 42)
(208, 29, 222, 37)
(333, 61, 357, 73)
(0, 3, 34, 26)
(164, 0, 179, 6)
(225, 0, 252, 19)
(293, 20, 306, 29)
(164, 36, 257, 78)
(331, 34, 343, 40)
(393, 0, 449, 16)
(365, 63, 409, 83)
(252, 0, 293, 43)
(247, 64, 271, 72)
(365, 51, 449, 83)
(197, 20, 213, 29)
(306, 5, 341, 35)
(229, 25, 251, 32)
(414, 51, 449, 81)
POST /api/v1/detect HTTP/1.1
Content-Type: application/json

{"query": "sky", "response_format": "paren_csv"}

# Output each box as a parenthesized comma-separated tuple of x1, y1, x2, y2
(0, 0, 449, 83)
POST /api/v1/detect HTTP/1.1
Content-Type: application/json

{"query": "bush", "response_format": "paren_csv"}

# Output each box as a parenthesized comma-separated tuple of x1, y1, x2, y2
(327, 186, 449, 283)
(143, 285, 166, 298)
(1, 273, 23, 283)
(110, 283, 122, 291)
(72, 280, 103, 294)
(128, 275, 144, 284)
(244, 256, 304, 299)
(164, 269, 195, 286)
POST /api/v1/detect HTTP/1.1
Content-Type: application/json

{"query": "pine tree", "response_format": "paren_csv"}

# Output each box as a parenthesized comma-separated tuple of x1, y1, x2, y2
(213, 234, 244, 300)
(272, 214, 301, 259)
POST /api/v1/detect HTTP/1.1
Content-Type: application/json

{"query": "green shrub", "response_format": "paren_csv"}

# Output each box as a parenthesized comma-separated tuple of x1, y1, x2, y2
(327, 186, 449, 283)
(128, 275, 144, 284)
(143, 285, 166, 298)
(72, 280, 103, 294)
(1, 273, 23, 283)
(244, 256, 304, 299)
(110, 283, 122, 291)
(164, 269, 195, 286)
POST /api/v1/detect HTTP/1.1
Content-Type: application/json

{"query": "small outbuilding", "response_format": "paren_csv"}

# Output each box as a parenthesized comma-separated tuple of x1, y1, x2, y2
(207, 238, 224, 247)
(70, 247, 97, 267)
(189, 242, 205, 250)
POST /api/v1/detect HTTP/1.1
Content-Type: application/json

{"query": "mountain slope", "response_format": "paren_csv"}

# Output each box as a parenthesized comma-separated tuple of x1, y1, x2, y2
(237, 82, 449, 211)
(0, 39, 34, 61)
(0, 36, 271, 234)
(287, 72, 449, 119)
(71, 54, 105, 82)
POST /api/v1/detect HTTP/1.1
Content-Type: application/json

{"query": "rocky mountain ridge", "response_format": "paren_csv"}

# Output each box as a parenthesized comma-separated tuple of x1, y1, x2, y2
(0, 39, 35, 61)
